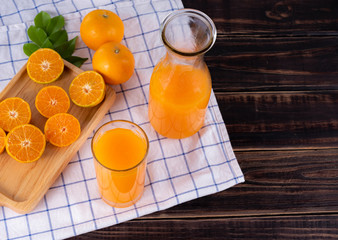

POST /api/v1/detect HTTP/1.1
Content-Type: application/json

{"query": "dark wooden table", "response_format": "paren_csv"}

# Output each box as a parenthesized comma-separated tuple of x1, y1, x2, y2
(72, 0, 338, 239)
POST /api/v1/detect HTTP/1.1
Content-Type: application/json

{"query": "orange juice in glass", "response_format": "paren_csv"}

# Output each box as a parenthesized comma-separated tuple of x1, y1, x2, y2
(148, 9, 217, 139)
(91, 120, 149, 208)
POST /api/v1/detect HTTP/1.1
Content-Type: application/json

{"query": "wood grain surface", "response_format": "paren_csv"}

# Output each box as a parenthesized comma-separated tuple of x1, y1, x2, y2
(70, 0, 338, 239)
(0, 61, 116, 214)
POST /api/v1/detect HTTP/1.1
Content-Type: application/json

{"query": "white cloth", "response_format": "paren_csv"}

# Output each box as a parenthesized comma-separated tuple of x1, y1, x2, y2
(0, 0, 244, 239)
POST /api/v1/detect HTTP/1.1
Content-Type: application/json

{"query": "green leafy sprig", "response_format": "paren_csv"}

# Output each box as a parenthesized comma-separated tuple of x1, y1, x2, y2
(23, 11, 87, 67)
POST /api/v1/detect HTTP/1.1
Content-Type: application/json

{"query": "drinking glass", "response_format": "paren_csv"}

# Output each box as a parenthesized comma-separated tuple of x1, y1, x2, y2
(91, 120, 149, 208)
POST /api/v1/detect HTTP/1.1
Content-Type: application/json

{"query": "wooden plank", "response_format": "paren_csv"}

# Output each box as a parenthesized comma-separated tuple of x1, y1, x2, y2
(183, 0, 338, 36)
(208, 35, 338, 92)
(70, 149, 338, 238)
(66, 149, 338, 222)
(71, 214, 338, 239)
(136, 149, 338, 218)
(215, 91, 338, 150)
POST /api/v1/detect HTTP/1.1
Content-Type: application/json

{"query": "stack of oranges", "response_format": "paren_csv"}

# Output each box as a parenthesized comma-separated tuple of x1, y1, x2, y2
(0, 9, 132, 163)
(0, 49, 81, 163)
(80, 9, 135, 85)
(0, 49, 105, 163)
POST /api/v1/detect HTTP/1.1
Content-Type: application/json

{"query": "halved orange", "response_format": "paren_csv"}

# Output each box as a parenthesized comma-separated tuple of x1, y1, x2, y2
(0, 128, 6, 154)
(44, 113, 81, 147)
(69, 71, 106, 107)
(35, 86, 70, 118)
(0, 97, 31, 132)
(6, 124, 46, 163)
(27, 48, 64, 84)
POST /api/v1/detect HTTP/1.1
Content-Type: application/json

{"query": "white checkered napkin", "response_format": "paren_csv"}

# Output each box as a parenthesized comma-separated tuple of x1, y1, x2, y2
(0, 0, 244, 239)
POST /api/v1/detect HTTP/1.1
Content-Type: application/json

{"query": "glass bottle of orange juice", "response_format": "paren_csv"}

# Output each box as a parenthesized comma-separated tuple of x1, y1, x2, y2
(148, 9, 217, 139)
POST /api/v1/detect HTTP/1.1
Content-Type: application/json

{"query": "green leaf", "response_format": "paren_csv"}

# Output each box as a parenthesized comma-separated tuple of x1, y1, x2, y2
(49, 30, 68, 48)
(34, 11, 51, 32)
(41, 38, 53, 48)
(55, 36, 77, 58)
(46, 15, 64, 35)
(25, 12, 85, 68)
(27, 26, 47, 47)
(64, 56, 88, 67)
(23, 43, 40, 56)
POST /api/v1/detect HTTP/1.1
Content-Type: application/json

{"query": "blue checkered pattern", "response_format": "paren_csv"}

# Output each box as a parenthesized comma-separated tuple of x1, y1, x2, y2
(0, 0, 244, 239)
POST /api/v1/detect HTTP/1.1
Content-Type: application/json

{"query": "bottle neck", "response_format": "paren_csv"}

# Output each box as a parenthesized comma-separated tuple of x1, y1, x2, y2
(161, 9, 217, 57)
(165, 48, 204, 66)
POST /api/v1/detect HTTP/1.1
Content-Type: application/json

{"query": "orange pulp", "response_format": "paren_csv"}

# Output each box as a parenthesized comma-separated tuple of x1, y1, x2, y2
(92, 127, 147, 207)
(148, 56, 212, 139)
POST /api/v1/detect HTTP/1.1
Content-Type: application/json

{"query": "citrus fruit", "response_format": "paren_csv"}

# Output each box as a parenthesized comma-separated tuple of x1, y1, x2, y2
(92, 42, 135, 85)
(80, 9, 124, 51)
(27, 48, 64, 84)
(6, 124, 46, 163)
(35, 86, 70, 118)
(69, 71, 106, 107)
(0, 97, 31, 132)
(0, 128, 6, 154)
(44, 113, 81, 147)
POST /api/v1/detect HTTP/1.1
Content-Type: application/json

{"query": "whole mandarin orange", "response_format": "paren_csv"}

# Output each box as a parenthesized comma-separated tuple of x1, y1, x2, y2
(92, 42, 135, 85)
(80, 9, 124, 51)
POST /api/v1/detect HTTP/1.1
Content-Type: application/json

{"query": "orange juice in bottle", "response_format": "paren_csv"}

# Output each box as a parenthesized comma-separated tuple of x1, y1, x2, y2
(91, 120, 149, 208)
(149, 9, 217, 139)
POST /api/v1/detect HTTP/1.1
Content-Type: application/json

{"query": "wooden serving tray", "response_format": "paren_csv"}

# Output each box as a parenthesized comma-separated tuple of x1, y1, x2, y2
(0, 60, 116, 214)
